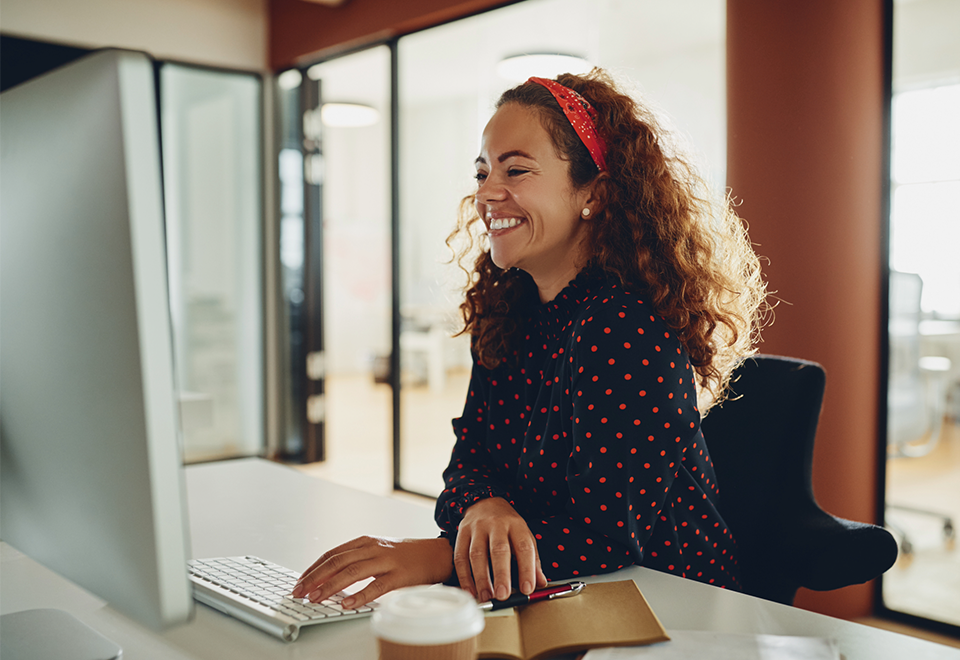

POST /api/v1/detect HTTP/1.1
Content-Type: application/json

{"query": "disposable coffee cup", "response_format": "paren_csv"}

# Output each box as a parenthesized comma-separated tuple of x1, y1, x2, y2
(371, 585, 485, 660)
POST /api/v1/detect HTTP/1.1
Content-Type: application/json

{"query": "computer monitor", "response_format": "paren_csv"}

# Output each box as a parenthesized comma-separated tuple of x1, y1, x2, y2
(1, 49, 193, 634)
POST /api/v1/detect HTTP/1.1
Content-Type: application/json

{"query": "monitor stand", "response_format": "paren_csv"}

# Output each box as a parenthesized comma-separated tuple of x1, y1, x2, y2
(0, 609, 122, 660)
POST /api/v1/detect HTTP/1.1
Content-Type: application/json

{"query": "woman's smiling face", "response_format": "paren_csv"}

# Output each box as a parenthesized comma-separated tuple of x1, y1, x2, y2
(474, 103, 594, 299)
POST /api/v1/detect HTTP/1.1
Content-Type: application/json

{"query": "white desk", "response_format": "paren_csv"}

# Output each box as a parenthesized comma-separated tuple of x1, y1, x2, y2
(2, 458, 957, 659)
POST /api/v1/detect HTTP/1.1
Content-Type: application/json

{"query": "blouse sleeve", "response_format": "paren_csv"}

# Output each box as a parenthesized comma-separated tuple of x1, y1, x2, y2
(434, 358, 516, 535)
(530, 301, 702, 578)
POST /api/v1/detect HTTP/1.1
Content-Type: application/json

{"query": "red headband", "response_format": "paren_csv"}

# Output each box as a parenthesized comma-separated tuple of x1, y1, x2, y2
(528, 77, 607, 172)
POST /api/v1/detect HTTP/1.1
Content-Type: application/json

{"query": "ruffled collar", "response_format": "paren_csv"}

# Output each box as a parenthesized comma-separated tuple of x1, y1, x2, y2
(533, 268, 606, 340)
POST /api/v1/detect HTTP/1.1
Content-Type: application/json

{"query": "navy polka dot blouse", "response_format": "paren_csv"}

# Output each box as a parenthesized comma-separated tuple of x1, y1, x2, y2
(435, 270, 740, 590)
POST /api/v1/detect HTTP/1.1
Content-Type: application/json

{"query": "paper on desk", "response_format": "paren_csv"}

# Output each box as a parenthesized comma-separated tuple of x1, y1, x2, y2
(583, 630, 839, 660)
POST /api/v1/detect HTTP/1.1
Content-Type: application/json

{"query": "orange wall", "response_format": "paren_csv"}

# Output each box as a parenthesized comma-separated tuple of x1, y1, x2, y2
(269, 0, 512, 69)
(727, 0, 887, 618)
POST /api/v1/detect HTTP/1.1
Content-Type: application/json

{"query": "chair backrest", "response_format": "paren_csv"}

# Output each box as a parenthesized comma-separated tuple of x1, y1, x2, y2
(888, 270, 923, 401)
(702, 355, 898, 604)
(887, 270, 946, 451)
(702, 355, 823, 602)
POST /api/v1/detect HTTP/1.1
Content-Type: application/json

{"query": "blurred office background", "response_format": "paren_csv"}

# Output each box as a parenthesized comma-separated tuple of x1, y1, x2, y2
(1, 0, 957, 641)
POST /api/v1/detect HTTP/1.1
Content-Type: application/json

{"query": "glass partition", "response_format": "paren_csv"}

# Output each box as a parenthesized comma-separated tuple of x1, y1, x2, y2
(289, 47, 394, 490)
(159, 63, 264, 462)
(882, 0, 960, 632)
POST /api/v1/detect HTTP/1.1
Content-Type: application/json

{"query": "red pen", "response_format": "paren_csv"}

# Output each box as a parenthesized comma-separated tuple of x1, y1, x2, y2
(479, 581, 586, 611)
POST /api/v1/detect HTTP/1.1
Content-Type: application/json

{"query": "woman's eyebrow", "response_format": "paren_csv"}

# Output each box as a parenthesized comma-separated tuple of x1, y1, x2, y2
(474, 150, 536, 166)
(497, 149, 534, 163)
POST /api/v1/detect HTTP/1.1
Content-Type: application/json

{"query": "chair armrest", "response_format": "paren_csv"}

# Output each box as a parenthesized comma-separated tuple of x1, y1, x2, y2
(780, 505, 899, 592)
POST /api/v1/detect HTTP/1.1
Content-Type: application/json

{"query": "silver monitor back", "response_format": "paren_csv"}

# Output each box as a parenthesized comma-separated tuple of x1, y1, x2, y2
(1, 49, 193, 630)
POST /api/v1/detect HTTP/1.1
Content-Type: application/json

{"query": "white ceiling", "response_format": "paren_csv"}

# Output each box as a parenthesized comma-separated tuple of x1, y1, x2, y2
(308, 0, 724, 106)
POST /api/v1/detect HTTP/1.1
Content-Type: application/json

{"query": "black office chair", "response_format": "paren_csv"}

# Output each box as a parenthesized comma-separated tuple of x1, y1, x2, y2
(701, 354, 899, 605)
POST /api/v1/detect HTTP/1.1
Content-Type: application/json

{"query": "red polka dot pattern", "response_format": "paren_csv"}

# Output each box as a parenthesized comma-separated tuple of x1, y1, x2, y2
(435, 271, 740, 591)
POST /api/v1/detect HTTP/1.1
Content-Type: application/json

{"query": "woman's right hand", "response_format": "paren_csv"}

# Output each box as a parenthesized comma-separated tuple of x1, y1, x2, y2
(453, 497, 548, 602)
(291, 536, 453, 609)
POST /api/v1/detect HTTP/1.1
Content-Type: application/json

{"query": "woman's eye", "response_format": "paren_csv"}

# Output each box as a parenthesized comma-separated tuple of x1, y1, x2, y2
(474, 168, 526, 183)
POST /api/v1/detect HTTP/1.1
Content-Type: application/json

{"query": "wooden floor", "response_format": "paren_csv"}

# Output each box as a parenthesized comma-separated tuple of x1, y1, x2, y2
(294, 372, 960, 648)
(855, 616, 960, 649)
(295, 371, 471, 499)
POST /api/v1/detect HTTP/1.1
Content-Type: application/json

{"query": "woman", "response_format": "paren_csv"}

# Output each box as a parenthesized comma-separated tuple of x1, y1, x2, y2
(293, 69, 765, 610)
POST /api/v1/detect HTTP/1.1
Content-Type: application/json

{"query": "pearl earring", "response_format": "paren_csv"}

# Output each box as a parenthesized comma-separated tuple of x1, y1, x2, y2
(581, 208, 591, 218)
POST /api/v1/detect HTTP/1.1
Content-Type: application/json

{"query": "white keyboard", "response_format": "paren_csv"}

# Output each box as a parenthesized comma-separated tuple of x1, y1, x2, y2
(188, 556, 377, 642)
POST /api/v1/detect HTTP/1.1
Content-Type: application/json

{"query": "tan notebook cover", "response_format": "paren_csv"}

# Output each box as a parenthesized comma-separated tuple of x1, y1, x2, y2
(477, 580, 669, 660)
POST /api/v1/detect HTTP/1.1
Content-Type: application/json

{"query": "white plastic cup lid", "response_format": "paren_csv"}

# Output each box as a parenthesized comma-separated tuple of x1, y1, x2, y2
(371, 585, 485, 645)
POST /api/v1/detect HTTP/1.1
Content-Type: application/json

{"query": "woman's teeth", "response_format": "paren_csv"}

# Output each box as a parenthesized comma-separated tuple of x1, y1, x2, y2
(489, 217, 522, 230)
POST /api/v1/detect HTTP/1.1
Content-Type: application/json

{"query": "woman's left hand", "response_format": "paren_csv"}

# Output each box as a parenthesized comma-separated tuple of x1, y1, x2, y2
(453, 497, 548, 603)
(291, 536, 454, 609)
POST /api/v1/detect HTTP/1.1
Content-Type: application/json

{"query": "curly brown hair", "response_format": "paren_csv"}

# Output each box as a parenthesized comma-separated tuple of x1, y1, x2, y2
(447, 69, 767, 410)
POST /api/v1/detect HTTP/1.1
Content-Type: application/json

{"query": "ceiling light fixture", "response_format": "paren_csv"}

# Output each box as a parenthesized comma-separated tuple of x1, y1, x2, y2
(320, 102, 379, 128)
(277, 69, 302, 90)
(496, 53, 592, 82)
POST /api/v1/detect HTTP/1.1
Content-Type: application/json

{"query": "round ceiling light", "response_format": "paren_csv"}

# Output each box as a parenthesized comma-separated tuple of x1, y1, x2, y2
(277, 69, 302, 91)
(496, 53, 592, 82)
(320, 103, 379, 128)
